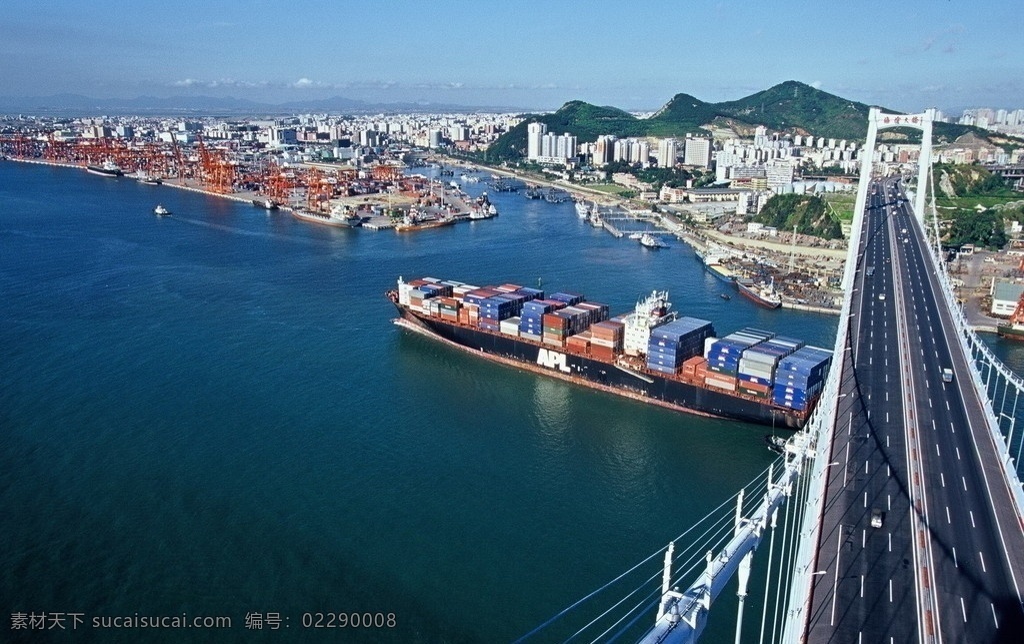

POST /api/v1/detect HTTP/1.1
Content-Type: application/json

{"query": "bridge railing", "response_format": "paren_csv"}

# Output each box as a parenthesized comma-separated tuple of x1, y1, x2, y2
(924, 241, 1024, 515)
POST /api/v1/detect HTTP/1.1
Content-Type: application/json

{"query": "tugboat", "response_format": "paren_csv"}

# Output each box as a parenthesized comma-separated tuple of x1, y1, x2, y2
(153, 204, 171, 216)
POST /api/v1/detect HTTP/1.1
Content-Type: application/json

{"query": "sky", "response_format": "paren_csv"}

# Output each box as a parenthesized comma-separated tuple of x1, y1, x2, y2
(2, 0, 1021, 114)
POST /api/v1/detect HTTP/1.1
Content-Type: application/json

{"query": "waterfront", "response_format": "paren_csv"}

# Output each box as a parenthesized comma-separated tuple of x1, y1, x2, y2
(0, 159, 956, 642)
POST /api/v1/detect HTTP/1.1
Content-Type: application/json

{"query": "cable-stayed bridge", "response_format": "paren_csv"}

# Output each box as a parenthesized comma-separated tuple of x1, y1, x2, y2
(518, 109, 1024, 643)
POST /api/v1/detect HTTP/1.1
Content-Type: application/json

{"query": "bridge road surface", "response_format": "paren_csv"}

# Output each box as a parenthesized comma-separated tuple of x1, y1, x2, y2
(886, 179, 1024, 642)
(805, 178, 1024, 643)
(806, 178, 920, 644)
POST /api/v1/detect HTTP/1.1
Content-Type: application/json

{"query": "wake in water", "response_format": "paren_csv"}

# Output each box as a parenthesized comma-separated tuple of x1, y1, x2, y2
(169, 215, 315, 244)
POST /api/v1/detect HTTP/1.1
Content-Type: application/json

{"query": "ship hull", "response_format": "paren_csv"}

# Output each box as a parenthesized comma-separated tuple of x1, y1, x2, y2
(736, 281, 782, 309)
(392, 304, 808, 429)
(997, 323, 1024, 341)
(86, 165, 123, 177)
(394, 219, 455, 232)
(291, 209, 359, 228)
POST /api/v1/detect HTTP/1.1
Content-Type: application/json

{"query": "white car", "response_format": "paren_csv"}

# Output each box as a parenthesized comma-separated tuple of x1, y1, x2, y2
(878, 294, 886, 301)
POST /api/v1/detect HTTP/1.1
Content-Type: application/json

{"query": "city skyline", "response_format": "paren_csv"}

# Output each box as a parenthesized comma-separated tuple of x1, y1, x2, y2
(2, 0, 1022, 114)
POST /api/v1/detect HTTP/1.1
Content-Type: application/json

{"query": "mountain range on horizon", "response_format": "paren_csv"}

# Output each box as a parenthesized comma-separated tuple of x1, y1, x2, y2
(486, 81, 1002, 161)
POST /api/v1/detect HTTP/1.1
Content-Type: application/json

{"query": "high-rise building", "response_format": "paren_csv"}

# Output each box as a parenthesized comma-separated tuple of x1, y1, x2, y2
(527, 122, 547, 160)
(765, 161, 795, 191)
(657, 138, 678, 168)
(593, 135, 616, 166)
(753, 126, 769, 148)
(684, 136, 711, 168)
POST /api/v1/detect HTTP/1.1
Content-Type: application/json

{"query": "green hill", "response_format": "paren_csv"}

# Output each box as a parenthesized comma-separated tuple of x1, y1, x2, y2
(752, 194, 843, 240)
(714, 80, 870, 141)
(486, 80, 1014, 161)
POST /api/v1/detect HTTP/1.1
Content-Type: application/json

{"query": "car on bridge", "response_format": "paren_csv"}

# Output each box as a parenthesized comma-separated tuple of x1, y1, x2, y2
(871, 508, 884, 528)
(942, 368, 954, 383)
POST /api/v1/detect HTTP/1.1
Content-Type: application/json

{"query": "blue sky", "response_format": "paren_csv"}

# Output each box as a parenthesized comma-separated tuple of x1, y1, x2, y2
(2, 0, 1020, 113)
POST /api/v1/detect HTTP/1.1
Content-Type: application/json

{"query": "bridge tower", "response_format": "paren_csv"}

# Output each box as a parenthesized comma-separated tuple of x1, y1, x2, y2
(858, 107, 935, 226)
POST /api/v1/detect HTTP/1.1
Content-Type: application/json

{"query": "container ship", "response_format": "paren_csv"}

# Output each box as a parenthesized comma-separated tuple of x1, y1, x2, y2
(387, 277, 832, 428)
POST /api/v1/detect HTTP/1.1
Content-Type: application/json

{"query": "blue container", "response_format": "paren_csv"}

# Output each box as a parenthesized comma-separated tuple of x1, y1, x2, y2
(548, 292, 584, 306)
(648, 364, 680, 375)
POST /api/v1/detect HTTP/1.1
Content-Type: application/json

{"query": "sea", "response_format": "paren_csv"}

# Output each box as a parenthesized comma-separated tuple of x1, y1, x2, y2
(1, 160, 1008, 643)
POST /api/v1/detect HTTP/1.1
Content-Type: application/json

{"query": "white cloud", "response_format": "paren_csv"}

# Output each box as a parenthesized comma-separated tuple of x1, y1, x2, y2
(810, 80, 822, 89)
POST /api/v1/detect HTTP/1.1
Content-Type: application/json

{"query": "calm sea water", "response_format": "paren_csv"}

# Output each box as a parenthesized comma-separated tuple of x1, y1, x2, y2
(1, 161, 852, 642)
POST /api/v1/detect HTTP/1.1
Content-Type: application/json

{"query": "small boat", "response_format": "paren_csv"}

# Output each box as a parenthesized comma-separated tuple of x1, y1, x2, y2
(136, 172, 162, 185)
(153, 204, 171, 216)
(765, 434, 787, 454)
(720, 293, 731, 300)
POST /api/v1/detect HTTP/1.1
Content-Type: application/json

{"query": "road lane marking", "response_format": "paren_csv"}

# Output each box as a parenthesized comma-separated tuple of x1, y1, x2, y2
(888, 532, 892, 552)
(953, 547, 958, 567)
(980, 551, 987, 573)
(830, 530, 842, 626)
(940, 473, 945, 487)
(864, 491, 868, 508)
(970, 510, 976, 528)
(936, 443, 941, 457)
(862, 529, 866, 549)
(946, 506, 951, 524)
(961, 597, 967, 623)
(860, 575, 864, 598)
(962, 476, 967, 491)
(992, 603, 999, 628)
(956, 447, 961, 460)
(889, 578, 893, 603)
(888, 494, 891, 511)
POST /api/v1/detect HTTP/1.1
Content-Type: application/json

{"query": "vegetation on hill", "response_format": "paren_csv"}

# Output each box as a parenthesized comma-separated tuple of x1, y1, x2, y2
(945, 208, 1008, 249)
(752, 194, 843, 240)
(486, 81, 1017, 161)
(712, 81, 870, 141)
(936, 163, 1013, 198)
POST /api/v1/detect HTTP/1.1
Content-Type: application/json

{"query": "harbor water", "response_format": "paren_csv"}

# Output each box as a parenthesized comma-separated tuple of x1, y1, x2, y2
(3, 160, 857, 642)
